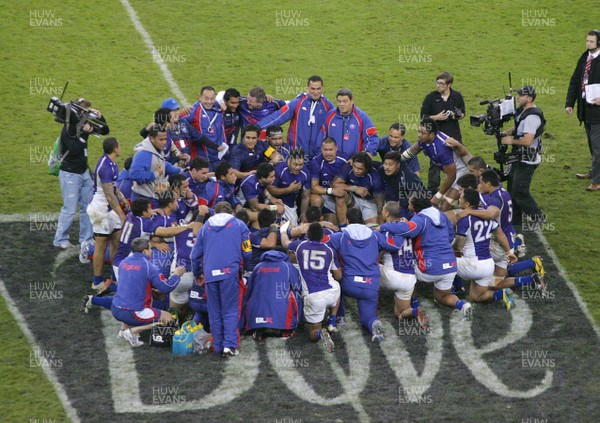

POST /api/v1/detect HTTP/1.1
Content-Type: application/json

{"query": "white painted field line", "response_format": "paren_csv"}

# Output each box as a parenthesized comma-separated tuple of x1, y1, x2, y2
(535, 229, 600, 338)
(119, 0, 189, 106)
(0, 278, 81, 423)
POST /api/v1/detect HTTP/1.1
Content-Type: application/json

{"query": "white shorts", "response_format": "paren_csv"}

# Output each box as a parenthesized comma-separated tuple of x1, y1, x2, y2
(112, 265, 120, 282)
(350, 195, 378, 221)
(304, 280, 340, 324)
(457, 257, 495, 287)
(322, 194, 337, 214)
(450, 167, 469, 192)
(87, 203, 122, 235)
(282, 204, 298, 227)
(170, 263, 193, 305)
(490, 238, 508, 269)
(379, 265, 416, 300)
(415, 268, 456, 291)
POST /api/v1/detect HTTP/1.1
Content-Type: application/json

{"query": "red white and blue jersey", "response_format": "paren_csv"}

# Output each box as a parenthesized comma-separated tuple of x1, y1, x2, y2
(112, 252, 181, 311)
(381, 207, 456, 275)
(320, 106, 380, 156)
(237, 174, 268, 206)
(257, 94, 334, 159)
(238, 97, 286, 127)
(114, 213, 158, 267)
(169, 119, 202, 157)
(92, 154, 119, 211)
(182, 102, 226, 162)
(203, 179, 241, 209)
(456, 215, 498, 260)
(325, 224, 399, 290)
(486, 187, 516, 248)
(273, 162, 311, 207)
(229, 141, 269, 173)
(419, 131, 467, 175)
(380, 229, 415, 274)
(223, 110, 241, 146)
(288, 239, 339, 294)
(308, 153, 350, 189)
(173, 227, 196, 271)
(191, 213, 251, 281)
(336, 162, 384, 200)
(243, 251, 302, 331)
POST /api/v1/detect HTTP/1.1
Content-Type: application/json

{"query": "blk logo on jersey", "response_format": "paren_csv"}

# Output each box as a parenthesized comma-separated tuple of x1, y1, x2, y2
(255, 317, 274, 324)
(353, 276, 373, 284)
(212, 268, 231, 277)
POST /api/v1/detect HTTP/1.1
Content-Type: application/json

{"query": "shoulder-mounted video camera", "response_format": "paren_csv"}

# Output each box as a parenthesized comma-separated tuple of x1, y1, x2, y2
(46, 81, 108, 136)
(470, 96, 515, 137)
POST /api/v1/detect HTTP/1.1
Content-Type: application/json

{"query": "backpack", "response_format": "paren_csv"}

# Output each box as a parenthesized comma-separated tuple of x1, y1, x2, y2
(48, 136, 68, 176)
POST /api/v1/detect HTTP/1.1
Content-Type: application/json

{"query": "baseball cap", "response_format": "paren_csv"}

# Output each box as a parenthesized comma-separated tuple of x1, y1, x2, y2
(161, 98, 181, 110)
(516, 86, 536, 99)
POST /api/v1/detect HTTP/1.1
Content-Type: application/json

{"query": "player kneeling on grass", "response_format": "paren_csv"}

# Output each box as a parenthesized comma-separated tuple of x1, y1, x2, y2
(285, 222, 341, 353)
(111, 238, 186, 347)
(243, 249, 303, 340)
(453, 189, 518, 309)
(381, 196, 473, 319)
(378, 202, 428, 327)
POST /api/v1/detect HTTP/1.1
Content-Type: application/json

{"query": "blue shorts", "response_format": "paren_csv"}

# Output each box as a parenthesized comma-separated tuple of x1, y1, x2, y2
(111, 304, 161, 326)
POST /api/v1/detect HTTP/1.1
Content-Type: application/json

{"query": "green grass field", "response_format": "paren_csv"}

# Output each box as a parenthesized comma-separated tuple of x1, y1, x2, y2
(1, 0, 598, 421)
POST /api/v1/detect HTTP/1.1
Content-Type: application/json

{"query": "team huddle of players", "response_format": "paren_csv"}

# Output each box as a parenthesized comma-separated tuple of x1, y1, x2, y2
(81, 75, 547, 355)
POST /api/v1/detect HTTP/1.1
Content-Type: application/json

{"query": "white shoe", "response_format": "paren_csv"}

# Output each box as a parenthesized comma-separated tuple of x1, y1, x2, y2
(515, 234, 527, 258)
(320, 330, 335, 353)
(54, 241, 76, 249)
(371, 320, 384, 343)
(120, 328, 143, 347)
(327, 324, 338, 333)
(461, 302, 473, 320)
(223, 347, 239, 357)
(81, 295, 93, 314)
(79, 240, 92, 264)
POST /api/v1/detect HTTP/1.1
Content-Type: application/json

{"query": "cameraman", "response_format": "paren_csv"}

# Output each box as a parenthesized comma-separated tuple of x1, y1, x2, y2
(501, 86, 545, 226)
(420, 72, 466, 193)
(53, 99, 109, 253)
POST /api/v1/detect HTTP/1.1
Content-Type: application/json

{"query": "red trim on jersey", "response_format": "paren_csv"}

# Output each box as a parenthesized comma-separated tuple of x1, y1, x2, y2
(285, 291, 298, 330)
(366, 127, 377, 137)
(352, 109, 364, 152)
(289, 98, 304, 148)
(414, 235, 426, 272)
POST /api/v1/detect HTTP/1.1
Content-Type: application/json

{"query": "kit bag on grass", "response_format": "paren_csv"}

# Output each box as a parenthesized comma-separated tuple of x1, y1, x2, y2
(173, 320, 204, 356)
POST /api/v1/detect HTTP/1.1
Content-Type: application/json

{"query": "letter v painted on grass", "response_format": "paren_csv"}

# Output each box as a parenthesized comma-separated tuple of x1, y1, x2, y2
(100, 311, 259, 412)
(450, 299, 553, 398)
(379, 299, 443, 401)
(266, 316, 371, 423)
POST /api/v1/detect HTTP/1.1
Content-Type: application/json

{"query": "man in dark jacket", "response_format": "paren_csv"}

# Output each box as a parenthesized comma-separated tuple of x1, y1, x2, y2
(566, 30, 600, 190)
